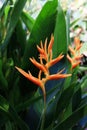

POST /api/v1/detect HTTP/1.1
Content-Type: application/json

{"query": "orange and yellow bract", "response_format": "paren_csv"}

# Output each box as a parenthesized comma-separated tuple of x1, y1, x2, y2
(67, 37, 83, 69)
(15, 35, 71, 101)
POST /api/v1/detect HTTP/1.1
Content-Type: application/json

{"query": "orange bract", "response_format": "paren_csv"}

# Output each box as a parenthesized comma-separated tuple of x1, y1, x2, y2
(67, 37, 83, 69)
(15, 35, 71, 101)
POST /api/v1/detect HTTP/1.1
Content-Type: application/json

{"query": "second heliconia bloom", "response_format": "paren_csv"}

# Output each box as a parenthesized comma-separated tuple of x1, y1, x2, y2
(15, 35, 71, 102)
(67, 37, 83, 69)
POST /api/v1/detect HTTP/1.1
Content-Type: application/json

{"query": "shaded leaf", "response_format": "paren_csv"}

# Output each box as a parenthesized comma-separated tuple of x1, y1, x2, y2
(53, 102, 87, 130)
(53, 2, 67, 58)
(0, 95, 29, 130)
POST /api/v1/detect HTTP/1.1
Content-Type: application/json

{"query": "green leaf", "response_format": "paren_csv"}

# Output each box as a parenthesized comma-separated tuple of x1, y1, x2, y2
(0, 0, 27, 51)
(44, 123, 53, 130)
(0, 95, 29, 130)
(72, 86, 81, 111)
(21, 11, 35, 31)
(53, 2, 67, 58)
(53, 102, 87, 130)
(0, 0, 8, 18)
(0, 113, 8, 127)
(15, 82, 61, 112)
(4, 5, 10, 26)
(22, 0, 58, 70)
(80, 75, 87, 94)
(16, 19, 26, 55)
(66, 9, 71, 46)
(55, 82, 74, 119)
(0, 59, 8, 90)
(70, 18, 80, 27)
(0, 95, 9, 113)
(5, 121, 12, 130)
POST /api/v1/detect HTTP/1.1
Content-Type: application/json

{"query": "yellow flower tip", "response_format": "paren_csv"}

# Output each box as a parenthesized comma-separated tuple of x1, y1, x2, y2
(68, 45, 75, 55)
(44, 38, 48, 52)
(74, 37, 83, 50)
(74, 37, 80, 45)
(37, 42, 48, 61)
(76, 43, 83, 50)
(67, 54, 73, 64)
(72, 61, 81, 69)
(37, 45, 44, 54)
(75, 55, 83, 60)
(48, 35, 54, 53)
(40, 41, 44, 49)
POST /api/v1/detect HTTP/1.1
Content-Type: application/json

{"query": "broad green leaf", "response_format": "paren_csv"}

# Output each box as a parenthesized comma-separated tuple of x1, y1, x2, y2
(15, 82, 61, 112)
(55, 82, 74, 119)
(21, 11, 35, 31)
(80, 75, 87, 94)
(79, 67, 87, 72)
(5, 121, 12, 130)
(22, 0, 58, 70)
(45, 123, 53, 130)
(44, 123, 53, 130)
(4, 5, 10, 26)
(53, 102, 87, 130)
(0, 59, 8, 90)
(80, 95, 87, 107)
(0, 0, 27, 51)
(0, 113, 8, 127)
(0, 95, 9, 113)
(66, 9, 71, 46)
(9, 106, 29, 130)
(15, 92, 43, 112)
(53, 2, 67, 58)
(72, 86, 81, 111)
(0, 0, 8, 18)
(0, 95, 29, 130)
(16, 19, 26, 55)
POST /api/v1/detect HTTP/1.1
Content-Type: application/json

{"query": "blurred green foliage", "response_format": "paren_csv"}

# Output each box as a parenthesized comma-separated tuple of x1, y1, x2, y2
(0, 0, 87, 130)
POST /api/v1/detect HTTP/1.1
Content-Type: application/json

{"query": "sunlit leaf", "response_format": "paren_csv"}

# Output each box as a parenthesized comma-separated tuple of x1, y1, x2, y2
(22, 0, 58, 70)
(21, 11, 35, 31)
(0, 0, 27, 51)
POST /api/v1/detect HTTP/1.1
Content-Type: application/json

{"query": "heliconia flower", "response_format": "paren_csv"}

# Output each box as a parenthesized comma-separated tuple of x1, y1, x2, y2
(67, 37, 83, 69)
(48, 34, 54, 53)
(74, 37, 82, 51)
(48, 68, 71, 80)
(15, 35, 71, 102)
(15, 66, 42, 87)
(68, 46, 75, 55)
(46, 53, 64, 68)
(15, 66, 46, 101)
(48, 73, 71, 80)
(37, 39, 48, 61)
(30, 57, 48, 74)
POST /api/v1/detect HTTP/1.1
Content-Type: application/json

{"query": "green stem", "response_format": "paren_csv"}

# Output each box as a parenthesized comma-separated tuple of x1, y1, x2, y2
(40, 95, 46, 130)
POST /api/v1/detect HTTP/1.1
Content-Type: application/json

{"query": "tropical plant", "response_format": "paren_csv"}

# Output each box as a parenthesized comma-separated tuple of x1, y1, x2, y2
(0, 0, 87, 130)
